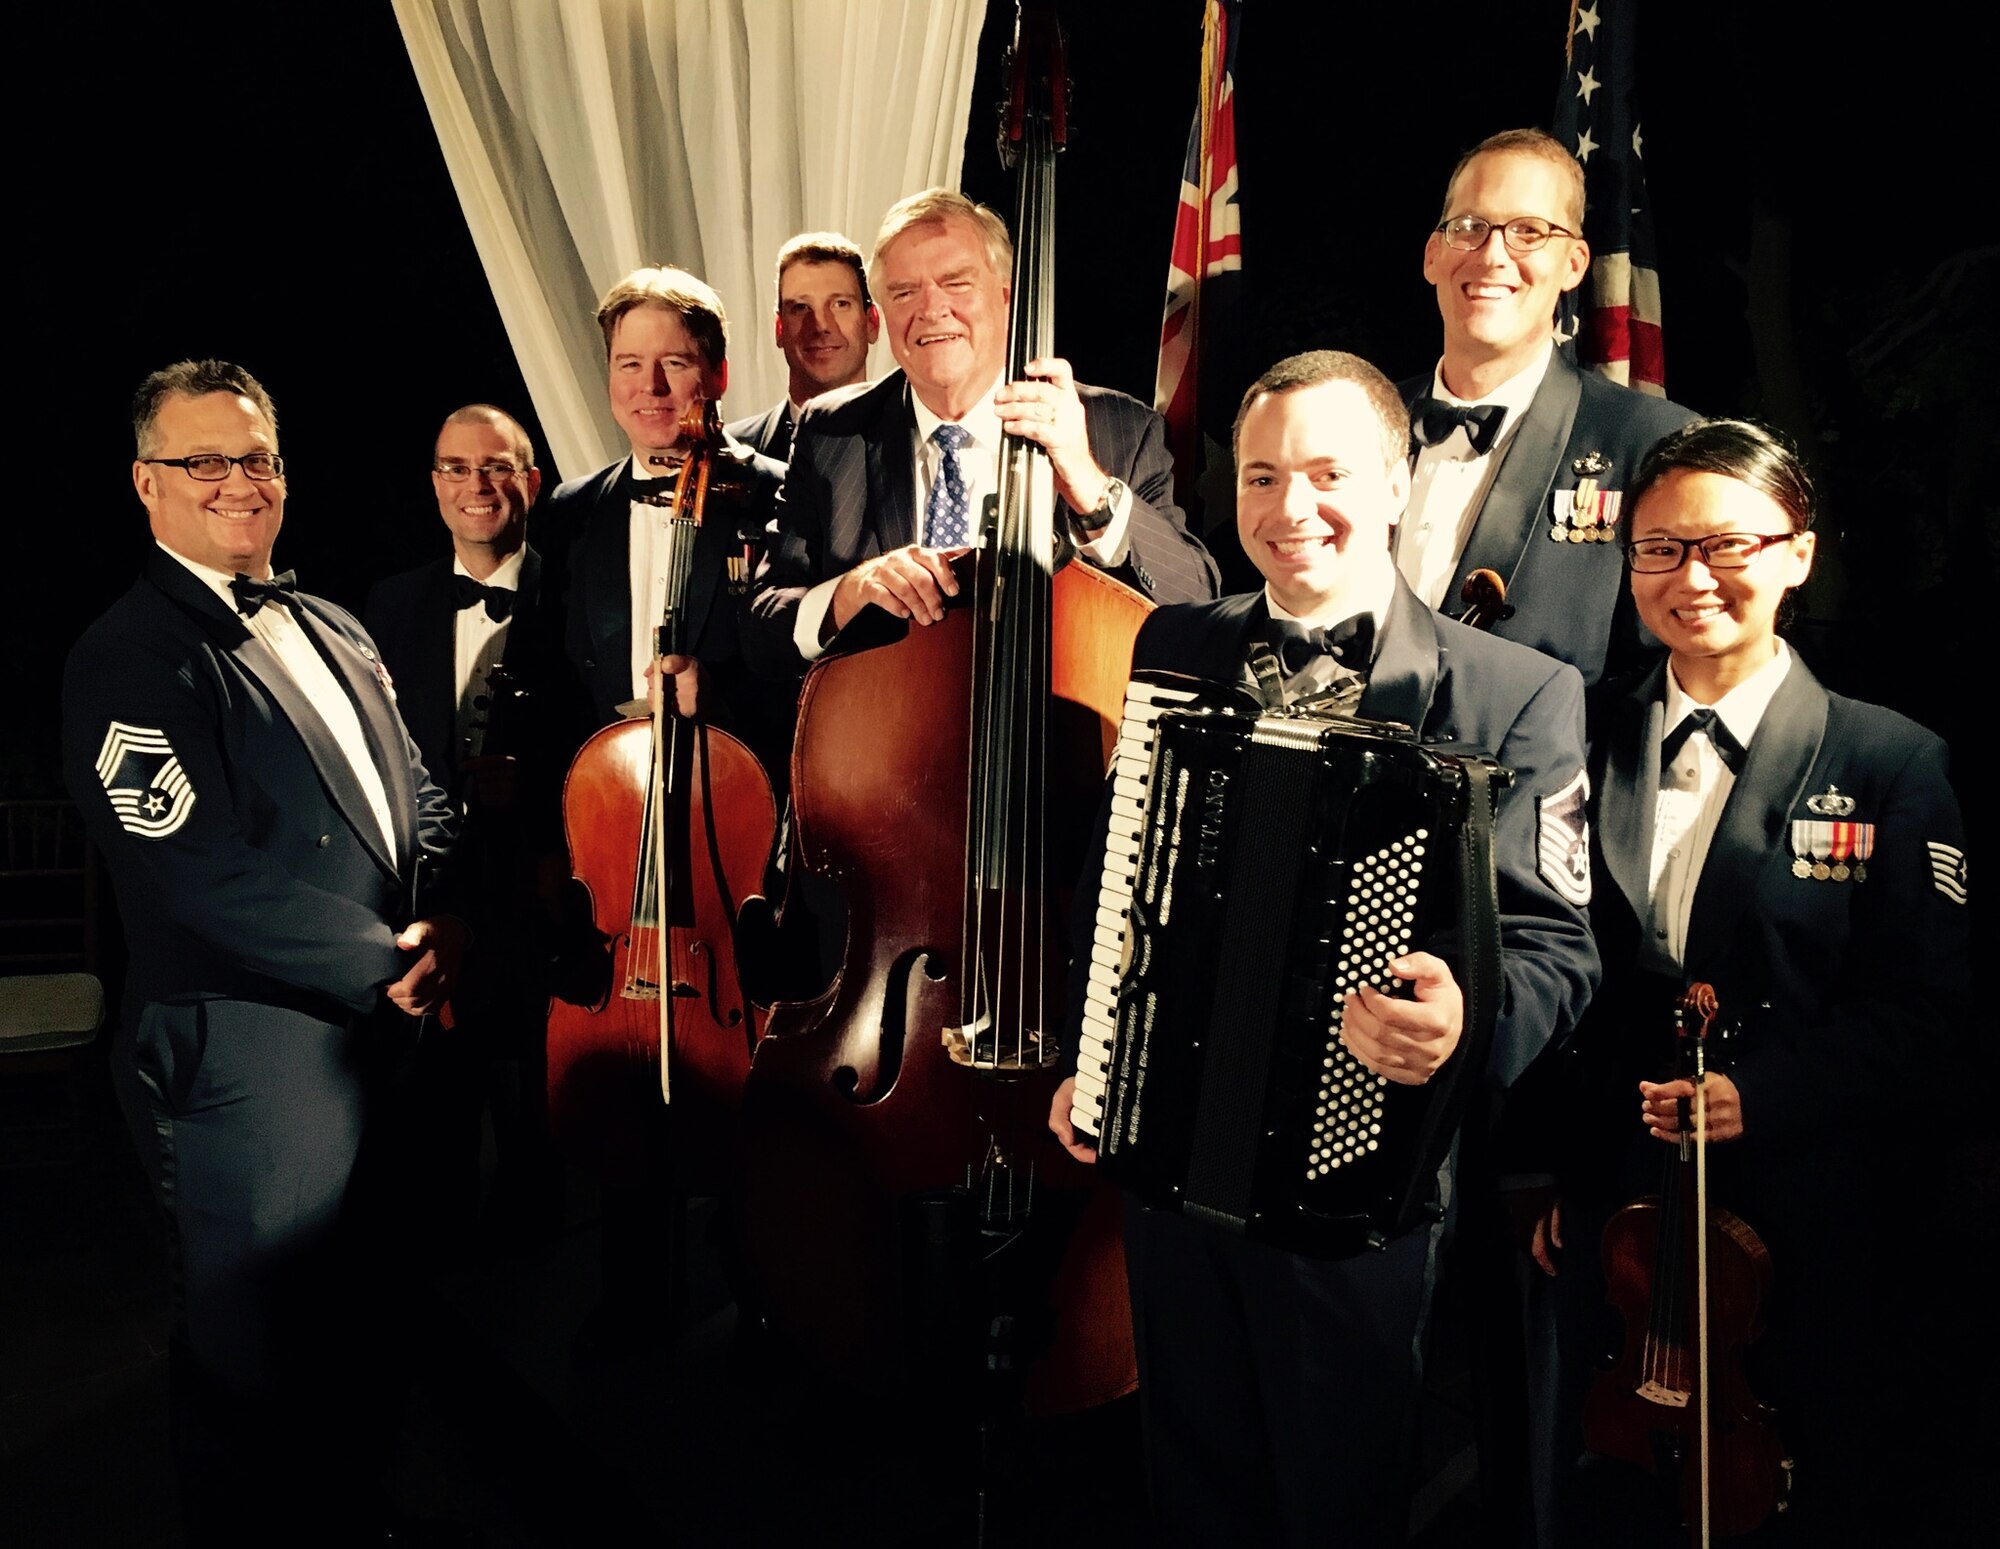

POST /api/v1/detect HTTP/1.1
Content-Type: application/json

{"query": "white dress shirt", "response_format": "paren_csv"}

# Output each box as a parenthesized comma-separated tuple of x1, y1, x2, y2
(1395, 343, 1555, 610)
(625, 453, 695, 698)
(1640, 644, 1794, 972)
(164, 544, 398, 861)
(792, 377, 1137, 661)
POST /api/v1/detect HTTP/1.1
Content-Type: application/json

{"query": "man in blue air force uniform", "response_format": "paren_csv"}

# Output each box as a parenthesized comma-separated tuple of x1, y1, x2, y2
(1400, 128, 1693, 686)
(1049, 350, 1599, 1548)
(62, 360, 468, 1545)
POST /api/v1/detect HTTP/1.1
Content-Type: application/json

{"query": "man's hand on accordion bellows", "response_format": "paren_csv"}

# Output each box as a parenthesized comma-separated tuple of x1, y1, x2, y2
(1049, 1076, 1096, 1164)
(1341, 952, 1464, 1086)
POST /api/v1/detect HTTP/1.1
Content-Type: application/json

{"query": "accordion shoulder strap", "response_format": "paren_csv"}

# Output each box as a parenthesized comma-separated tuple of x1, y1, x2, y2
(1455, 761, 1504, 1072)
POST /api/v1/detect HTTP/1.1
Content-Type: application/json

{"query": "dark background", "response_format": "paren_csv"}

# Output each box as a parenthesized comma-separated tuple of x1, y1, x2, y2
(11, 0, 1989, 906)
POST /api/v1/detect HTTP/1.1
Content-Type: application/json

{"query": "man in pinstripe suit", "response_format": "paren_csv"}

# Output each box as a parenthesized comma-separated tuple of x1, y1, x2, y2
(746, 188, 1218, 674)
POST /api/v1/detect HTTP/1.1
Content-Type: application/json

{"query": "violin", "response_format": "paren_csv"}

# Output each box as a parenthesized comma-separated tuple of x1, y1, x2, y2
(733, 0, 1141, 1418)
(1457, 566, 1514, 630)
(1584, 982, 1792, 1543)
(544, 396, 777, 1187)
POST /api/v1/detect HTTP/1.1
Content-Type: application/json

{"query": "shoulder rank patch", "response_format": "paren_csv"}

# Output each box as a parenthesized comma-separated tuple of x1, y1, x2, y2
(1538, 767, 1592, 906)
(95, 721, 196, 839)
(1927, 841, 1968, 905)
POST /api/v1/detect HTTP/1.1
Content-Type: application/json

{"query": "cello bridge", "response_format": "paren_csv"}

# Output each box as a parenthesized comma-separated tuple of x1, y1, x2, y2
(1634, 1379, 1690, 1408)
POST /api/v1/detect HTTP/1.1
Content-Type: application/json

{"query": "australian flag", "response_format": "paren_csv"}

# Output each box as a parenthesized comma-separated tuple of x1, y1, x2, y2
(1154, 0, 1243, 517)
(1553, 1, 1667, 395)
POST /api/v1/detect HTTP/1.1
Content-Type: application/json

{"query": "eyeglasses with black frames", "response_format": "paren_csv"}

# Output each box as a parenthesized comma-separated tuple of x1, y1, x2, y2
(142, 453, 284, 482)
(1434, 215, 1578, 256)
(1625, 532, 1799, 574)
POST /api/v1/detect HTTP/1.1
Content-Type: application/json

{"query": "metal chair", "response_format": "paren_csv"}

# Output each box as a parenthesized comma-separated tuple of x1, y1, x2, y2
(1, 799, 107, 1168)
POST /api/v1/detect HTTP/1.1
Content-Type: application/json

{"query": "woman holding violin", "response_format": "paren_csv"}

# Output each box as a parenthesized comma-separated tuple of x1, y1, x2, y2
(1504, 419, 1972, 1546)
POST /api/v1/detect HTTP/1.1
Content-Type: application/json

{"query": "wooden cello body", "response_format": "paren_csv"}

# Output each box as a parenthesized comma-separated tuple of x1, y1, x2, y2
(547, 716, 773, 1187)
(1583, 982, 1790, 1542)
(545, 398, 778, 1191)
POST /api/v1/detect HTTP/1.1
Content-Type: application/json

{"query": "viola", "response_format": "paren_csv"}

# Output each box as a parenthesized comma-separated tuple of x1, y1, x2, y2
(733, 0, 1140, 1417)
(545, 397, 778, 1188)
(1584, 981, 1792, 1543)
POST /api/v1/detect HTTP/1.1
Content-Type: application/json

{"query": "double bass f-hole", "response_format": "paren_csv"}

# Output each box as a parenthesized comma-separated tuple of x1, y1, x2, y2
(1585, 982, 1792, 1545)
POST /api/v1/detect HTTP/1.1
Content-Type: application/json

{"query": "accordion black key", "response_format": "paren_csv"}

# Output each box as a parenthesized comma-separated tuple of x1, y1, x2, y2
(1070, 671, 1508, 1256)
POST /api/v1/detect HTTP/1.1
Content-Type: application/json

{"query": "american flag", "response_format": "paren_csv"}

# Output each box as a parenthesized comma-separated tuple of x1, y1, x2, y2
(1154, 0, 1243, 514)
(1553, 1, 1666, 395)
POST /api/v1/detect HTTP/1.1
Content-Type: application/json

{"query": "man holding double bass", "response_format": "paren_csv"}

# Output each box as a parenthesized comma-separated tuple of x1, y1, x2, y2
(744, 186, 1219, 675)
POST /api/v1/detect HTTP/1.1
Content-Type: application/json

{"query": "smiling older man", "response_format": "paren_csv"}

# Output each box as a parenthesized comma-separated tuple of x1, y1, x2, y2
(745, 188, 1218, 673)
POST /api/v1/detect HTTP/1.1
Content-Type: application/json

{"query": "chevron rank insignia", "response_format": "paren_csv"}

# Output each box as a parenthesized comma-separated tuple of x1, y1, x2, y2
(1927, 841, 1968, 905)
(1538, 768, 1591, 906)
(95, 721, 196, 839)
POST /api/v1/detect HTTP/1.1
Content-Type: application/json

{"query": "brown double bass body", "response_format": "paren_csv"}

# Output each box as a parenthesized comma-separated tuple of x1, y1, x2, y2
(734, 3, 1139, 1415)
(545, 399, 778, 1192)
(1583, 982, 1790, 1542)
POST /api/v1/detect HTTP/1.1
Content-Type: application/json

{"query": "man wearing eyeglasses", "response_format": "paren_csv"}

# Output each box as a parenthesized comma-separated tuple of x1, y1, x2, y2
(363, 404, 587, 1258)
(61, 360, 469, 1542)
(1402, 128, 1693, 687)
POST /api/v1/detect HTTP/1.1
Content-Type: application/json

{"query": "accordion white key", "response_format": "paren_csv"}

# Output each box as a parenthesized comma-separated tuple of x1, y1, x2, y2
(1072, 671, 1507, 1255)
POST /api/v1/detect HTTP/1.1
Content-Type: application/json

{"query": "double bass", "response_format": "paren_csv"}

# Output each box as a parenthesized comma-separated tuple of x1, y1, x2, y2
(734, 1, 1140, 1417)
(1584, 982, 1792, 1543)
(545, 398, 778, 1188)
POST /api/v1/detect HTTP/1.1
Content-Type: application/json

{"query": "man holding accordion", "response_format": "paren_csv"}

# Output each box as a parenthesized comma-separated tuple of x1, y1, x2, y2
(1050, 349, 1600, 1547)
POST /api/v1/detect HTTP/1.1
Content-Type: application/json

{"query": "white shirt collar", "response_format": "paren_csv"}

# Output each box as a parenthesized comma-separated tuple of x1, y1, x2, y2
(1428, 341, 1554, 421)
(911, 373, 1004, 451)
(1262, 559, 1396, 636)
(1663, 641, 1794, 749)
(452, 546, 525, 591)
(157, 541, 272, 614)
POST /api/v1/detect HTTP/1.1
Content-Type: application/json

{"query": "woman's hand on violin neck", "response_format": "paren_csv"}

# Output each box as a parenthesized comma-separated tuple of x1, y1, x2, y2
(1639, 1072, 1745, 1145)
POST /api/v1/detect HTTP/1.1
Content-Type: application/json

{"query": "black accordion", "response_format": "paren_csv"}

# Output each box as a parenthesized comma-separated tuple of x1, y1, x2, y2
(1069, 672, 1509, 1256)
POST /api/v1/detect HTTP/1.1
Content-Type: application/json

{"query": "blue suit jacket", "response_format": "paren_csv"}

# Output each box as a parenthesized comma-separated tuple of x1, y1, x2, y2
(1400, 353, 1694, 686)
(63, 547, 458, 1021)
(745, 370, 1221, 674)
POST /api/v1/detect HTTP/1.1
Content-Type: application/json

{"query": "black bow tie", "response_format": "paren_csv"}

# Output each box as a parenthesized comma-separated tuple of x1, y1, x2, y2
(229, 570, 299, 617)
(1660, 706, 1747, 775)
(451, 574, 515, 623)
(1271, 612, 1375, 675)
(1410, 396, 1508, 456)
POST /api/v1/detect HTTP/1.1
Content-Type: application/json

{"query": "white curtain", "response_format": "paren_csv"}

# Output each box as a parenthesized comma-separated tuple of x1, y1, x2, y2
(391, 0, 986, 481)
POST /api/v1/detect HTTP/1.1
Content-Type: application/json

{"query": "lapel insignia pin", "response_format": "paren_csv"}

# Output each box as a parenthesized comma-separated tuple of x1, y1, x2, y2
(1572, 451, 1610, 477)
(1806, 785, 1855, 816)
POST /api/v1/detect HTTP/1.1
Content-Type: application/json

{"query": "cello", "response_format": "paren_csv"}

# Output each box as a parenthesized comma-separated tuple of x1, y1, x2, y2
(545, 397, 778, 1190)
(1584, 981, 1792, 1543)
(734, 0, 1141, 1418)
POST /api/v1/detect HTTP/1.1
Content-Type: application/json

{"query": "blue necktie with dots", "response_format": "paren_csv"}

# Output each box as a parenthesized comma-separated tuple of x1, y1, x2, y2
(923, 423, 973, 547)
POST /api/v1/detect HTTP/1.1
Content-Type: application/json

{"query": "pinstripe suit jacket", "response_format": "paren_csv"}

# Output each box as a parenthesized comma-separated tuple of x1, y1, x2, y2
(744, 370, 1219, 673)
